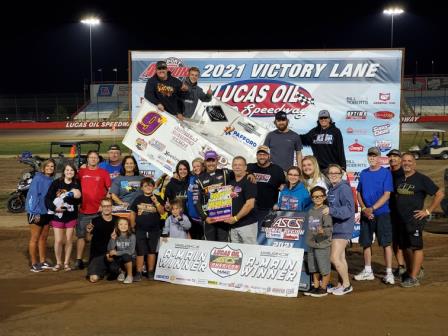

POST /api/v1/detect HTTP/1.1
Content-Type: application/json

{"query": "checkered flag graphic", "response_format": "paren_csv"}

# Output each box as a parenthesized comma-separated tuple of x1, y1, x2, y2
(296, 92, 315, 106)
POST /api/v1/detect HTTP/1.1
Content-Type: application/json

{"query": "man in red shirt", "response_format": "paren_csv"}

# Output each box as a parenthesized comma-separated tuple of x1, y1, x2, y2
(75, 150, 111, 269)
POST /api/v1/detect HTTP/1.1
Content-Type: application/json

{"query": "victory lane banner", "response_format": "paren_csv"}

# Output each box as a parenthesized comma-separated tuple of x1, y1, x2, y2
(155, 238, 304, 298)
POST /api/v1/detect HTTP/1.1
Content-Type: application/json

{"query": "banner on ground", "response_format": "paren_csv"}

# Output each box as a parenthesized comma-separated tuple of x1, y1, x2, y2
(257, 210, 311, 291)
(155, 238, 304, 297)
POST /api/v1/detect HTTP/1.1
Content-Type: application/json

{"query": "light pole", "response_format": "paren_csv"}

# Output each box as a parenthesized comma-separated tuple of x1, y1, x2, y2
(112, 68, 118, 83)
(383, 7, 404, 48)
(81, 17, 100, 84)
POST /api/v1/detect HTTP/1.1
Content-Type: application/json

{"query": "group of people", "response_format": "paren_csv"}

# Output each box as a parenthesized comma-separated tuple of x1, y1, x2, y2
(24, 61, 444, 293)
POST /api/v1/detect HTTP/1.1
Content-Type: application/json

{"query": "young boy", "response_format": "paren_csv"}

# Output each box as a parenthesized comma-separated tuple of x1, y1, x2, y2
(162, 198, 192, 239)
(130, 177, 165, 281)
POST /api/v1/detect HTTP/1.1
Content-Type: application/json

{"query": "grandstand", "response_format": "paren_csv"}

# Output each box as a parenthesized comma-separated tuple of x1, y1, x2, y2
(403, 76, 448, 116)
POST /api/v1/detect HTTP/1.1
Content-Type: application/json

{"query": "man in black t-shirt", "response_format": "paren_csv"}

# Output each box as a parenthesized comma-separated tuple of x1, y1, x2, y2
(247, 145, 285, 230)
(387, 149, 406, 278)
(130, 177, 165, 281)
(395, 153, 444, 288)
(85, 198, 118, 283)
(224, 156, 258, 244)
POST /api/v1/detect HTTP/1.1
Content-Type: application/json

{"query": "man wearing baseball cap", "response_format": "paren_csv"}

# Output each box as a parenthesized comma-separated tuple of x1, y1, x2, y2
(355, 147, 395, 285)
(386, 149, 407, 278)
(300, 109, 346, 171)
(263, 111, 302, 171)
(99, 144, 122, 180)
(144, 60, 187, 120)
(247, 145, 285, 229)
(195, 150, 233, 242)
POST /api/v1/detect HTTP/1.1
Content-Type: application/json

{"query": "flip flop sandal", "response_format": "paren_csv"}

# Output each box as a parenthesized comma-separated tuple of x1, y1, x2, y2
(64, 264, 72, 272)
(52, 264, 62, 272)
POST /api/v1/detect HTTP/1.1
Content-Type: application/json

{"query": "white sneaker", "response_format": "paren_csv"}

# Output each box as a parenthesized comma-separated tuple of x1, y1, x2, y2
(354, 269, 375, 281)
(117, 272, 126, 282)
(333, 285, 353, 296)
(123, 275, 133, 284)
(382, 273, 395, 285)
(327, 286, 340, 294)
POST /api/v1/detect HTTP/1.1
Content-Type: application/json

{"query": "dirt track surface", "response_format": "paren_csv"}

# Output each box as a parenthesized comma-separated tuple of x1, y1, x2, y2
(1, 154, 448, 335)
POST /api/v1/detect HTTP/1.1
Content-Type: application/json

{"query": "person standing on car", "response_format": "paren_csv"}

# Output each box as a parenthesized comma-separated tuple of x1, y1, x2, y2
(181, 67, 213, 118)
(75, 150, 111, 270)
(25, 159, 56, 272)
(144, 60, 188, 120)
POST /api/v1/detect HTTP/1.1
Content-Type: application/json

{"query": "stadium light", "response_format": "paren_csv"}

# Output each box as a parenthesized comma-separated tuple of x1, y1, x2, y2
(81, 16, 101, 84)
(383, 7, 404, 48)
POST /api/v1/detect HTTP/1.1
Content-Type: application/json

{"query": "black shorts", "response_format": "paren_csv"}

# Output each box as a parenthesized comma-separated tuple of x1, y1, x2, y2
(136, 230, 161, 256)
(359, 213, 392, 247)
(27, 213, 51, 227)
(87, 255, 108, 277)
(109, 254, 133, 274)
(398, 218, 425, 250)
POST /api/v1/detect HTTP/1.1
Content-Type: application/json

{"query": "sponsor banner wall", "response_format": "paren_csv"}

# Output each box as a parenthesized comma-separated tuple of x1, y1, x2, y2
(155, 238, 304, 297)
(130, 51, 402, 240)
(130, 50, 402, 186)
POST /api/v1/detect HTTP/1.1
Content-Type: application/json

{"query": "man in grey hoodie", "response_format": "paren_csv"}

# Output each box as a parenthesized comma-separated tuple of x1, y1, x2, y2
(181, 67, 213, 118)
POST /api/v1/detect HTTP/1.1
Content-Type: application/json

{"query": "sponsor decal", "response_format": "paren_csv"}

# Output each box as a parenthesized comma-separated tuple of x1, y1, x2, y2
(346, 96, 368, 105)
(346, 127, 368, 135)
(209, 245, 243, 278)
(139, 57, 189, 80)
(136, 111, 167, 136)
(254, 173, 271, 183)
(225, 130, 258, 148)
(97, 84, 114, 97)
(374, 111, 395, 119)
(372, 124, 391, 136)
(264, 216, 306, 240)
(237, 121, 261, 136)
(205, 105, 228, 121)
(348, 140, 365, 152)
(136, 138, 147, 151)
(156, 274, 169, 280)
(346, 110, 367, 120)
(373, 93, 396, 105)
(149, 139, 166, 152)
(375, 140, 392, 152)
(214, 80, 314, 119)
(378, 157, 390, 165)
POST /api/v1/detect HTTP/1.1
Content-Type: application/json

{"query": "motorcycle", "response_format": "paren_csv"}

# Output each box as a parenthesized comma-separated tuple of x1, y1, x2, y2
(7, 152, 42, 213)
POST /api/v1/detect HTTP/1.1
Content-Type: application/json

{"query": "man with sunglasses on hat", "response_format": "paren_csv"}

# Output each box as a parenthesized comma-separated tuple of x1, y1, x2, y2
(300, 110, 346, 172)
(144, 60, 188, 120)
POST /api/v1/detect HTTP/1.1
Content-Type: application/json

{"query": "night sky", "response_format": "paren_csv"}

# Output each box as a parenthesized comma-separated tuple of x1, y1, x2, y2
(1, 0, 446, 95)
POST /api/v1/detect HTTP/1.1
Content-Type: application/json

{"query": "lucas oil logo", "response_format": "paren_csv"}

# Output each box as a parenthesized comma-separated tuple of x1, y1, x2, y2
(214, 80, 314, 118)
(209, 245, 243, 278)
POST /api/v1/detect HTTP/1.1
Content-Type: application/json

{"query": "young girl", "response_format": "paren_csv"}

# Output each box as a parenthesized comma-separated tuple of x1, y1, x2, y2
(304, 186, 333, 298)
(107, 218, 136, 284)
(274, 166, 311, 211)
(162, 198, 192, 239)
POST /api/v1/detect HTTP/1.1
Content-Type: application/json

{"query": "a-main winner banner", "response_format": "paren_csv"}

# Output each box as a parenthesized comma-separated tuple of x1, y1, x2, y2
(155, 238, 304, 297)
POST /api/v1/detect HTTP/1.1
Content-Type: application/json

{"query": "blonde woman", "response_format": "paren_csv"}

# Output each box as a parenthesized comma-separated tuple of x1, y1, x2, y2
(187, 158, 205, 239)
(301, 155, 329, 192)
